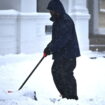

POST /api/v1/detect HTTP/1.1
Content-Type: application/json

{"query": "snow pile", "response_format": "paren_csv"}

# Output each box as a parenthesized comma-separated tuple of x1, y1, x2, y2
(0, 52, 105, 105)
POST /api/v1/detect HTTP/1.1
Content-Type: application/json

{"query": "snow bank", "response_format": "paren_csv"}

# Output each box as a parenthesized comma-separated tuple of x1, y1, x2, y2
(0, 52, 105, 105)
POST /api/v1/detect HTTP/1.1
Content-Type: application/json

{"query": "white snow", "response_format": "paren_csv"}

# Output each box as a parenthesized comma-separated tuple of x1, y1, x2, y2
(0, 9, 19, 15)
(0, 51, 105, 105)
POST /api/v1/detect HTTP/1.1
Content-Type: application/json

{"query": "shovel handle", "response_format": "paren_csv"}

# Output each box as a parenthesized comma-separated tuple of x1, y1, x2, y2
(18, 55, 45, 90)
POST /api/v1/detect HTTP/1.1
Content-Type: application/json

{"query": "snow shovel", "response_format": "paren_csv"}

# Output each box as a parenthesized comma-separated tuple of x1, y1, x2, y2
(8, 53, 46, 94)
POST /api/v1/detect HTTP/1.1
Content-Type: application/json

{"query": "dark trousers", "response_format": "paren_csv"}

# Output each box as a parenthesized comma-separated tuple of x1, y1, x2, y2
(52, 58, 78, 100)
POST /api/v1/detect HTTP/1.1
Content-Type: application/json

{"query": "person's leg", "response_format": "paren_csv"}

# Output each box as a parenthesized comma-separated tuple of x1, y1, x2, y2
(62, 58, 78, 100)
(52, 58, 78, 100)
(51, 60, 65, 96)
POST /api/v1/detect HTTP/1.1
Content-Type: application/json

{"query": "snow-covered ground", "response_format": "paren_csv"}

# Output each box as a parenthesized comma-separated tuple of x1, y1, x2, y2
(0, 51, 105, 105)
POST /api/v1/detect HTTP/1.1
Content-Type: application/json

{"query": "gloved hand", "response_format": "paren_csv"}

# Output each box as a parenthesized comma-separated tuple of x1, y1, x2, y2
(44, 47, 51, 57)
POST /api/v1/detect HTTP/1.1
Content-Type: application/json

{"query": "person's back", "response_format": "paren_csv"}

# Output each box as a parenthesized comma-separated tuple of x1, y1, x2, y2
(51, 13, 80, 59)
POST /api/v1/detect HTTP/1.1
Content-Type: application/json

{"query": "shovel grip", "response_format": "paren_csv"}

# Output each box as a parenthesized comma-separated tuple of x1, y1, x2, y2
(43, 53, 47, 57)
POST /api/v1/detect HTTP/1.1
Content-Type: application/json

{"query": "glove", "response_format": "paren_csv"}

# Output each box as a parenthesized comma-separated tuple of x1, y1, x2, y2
(44, 47, 51, 56)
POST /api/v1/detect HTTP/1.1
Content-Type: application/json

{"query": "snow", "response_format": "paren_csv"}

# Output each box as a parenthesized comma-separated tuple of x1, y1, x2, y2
(0, 9, 19, 15)
(0, 51, 105, 105)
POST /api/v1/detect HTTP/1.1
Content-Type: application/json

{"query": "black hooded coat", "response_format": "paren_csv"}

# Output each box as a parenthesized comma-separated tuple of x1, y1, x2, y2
(46, 0, 80, 59)
(44, 0, 80, 99)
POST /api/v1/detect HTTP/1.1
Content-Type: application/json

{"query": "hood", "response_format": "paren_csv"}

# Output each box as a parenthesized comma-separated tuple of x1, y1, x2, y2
(47, 0, 66, 16)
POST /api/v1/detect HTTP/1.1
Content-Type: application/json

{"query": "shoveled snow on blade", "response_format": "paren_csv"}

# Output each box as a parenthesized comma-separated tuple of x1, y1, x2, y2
(0, 90, 22, 100)
(0, 89, 37, 101)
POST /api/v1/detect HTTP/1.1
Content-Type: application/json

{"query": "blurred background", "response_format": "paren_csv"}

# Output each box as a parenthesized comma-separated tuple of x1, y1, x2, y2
(0, 0, 105, 55)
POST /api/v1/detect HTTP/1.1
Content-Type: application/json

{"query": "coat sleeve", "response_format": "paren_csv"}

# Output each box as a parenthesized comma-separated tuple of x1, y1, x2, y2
(49, 21, 75, 53)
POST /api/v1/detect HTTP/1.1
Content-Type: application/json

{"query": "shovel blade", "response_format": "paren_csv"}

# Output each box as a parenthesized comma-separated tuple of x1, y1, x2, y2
(7, 91, 13, 93)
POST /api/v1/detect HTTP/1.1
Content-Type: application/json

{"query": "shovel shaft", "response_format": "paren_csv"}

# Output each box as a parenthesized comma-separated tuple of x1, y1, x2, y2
(18, 56, 45, 90)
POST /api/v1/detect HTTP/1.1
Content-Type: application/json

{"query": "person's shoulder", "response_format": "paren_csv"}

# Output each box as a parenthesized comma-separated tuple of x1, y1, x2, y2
(63, 14, 74, 25)
(63, 14, 72, 20)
